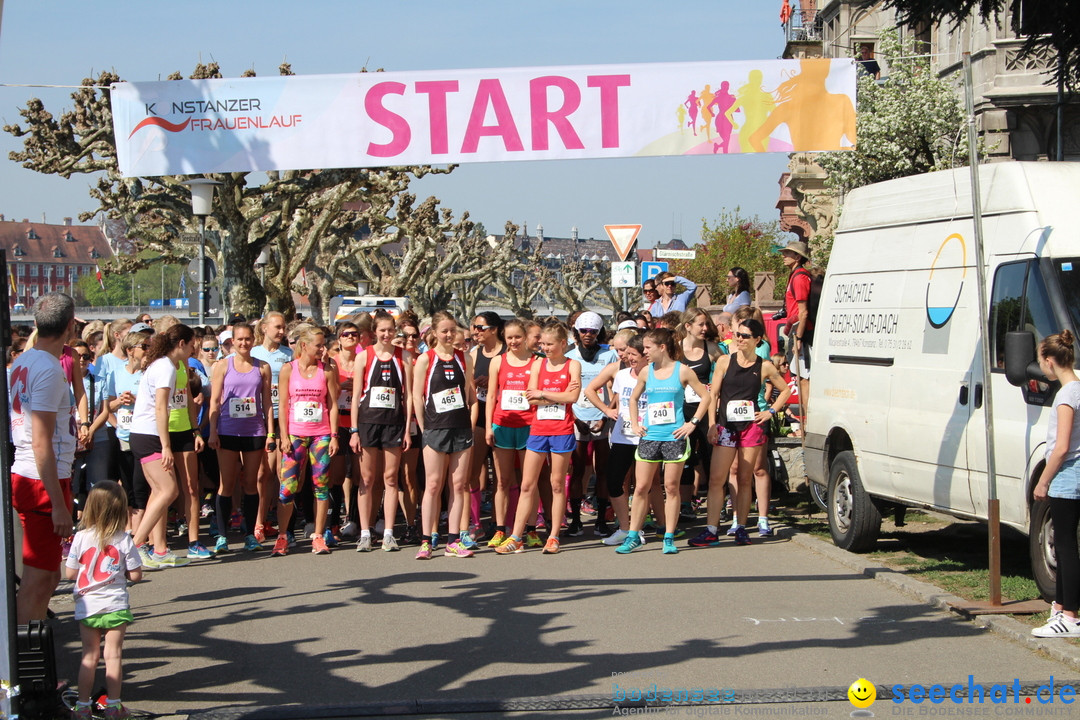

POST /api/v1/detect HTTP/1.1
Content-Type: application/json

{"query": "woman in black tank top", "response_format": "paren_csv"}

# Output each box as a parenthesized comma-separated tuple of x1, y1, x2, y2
(700, 318, 790, 547)
(676, 309, 723, 511)
(467, 312, 505, 543)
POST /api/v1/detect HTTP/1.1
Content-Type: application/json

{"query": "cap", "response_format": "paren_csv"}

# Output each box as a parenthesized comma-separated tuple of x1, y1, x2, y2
(129, 322, 154, 334)
(574, 311, 604, 332)
(227, 312, 246, 325)
(218, 330, 233, 345)
(617, 320, 639, 330)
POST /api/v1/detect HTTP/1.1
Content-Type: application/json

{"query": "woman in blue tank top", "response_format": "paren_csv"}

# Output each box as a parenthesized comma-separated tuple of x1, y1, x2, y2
(619, 329, 709, 556)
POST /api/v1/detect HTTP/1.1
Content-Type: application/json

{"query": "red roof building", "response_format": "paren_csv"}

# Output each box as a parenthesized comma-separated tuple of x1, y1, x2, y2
(0, 216, 114, 309)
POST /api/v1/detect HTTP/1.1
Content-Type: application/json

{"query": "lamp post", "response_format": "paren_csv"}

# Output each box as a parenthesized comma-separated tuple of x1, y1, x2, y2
(182, 179, 222, 325)
(255, 247, 270, 288)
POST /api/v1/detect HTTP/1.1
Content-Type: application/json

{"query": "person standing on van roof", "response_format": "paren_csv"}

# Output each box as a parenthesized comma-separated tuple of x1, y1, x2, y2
(781, 241, 813, 408)
(1032, 330, 1080, 638)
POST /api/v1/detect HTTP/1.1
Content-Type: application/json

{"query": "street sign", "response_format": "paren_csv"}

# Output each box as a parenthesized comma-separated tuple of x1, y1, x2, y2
(180, 232, 201, 244)
(641, 261, 668, 280)
(655, 249, 697, 260)
(604, 224, 642, 261)
(611, 261, 636, 288)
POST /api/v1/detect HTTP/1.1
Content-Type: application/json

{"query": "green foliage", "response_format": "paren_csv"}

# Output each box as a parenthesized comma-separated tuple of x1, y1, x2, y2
(817, 29, 971, 194)
(75, 252, 187, 307)
(669, 209, 788, 302)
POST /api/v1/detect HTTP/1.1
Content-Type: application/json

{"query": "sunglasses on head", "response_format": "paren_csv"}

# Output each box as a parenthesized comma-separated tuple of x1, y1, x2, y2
(734, 332, 754, 339)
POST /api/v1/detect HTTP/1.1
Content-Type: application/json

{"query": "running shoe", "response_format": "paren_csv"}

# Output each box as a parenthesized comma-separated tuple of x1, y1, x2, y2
(303, 522, 316, 539)
(594, 522, 612, 537)
(581, 500, 597, 516)
(200, 503, 214, 518)
(253, 525, 266, 543)
(459, 531, 478, 550)
(311, 534, 330, 554)
(214, 535, 230, 555)
(525, 531, 543, 548)
(401, 525, 420, 546)
(176, 520, 189, 538)
(103, 703, 131, 720)
(340, 521, 359, 538)
(288, 531, 299, 548)
(734, 526, 751, 546)
(1032, 616, 1080, 638)
(487, 531, 507, 548)
(662, 537, 679, 555)
(415, 541, 432, 560)
(431, 532, 440, 551)
(323, 528, 338, 548)
(138, 545, 156, 569)
(356, 535, 372, 553)
(672, 527, 686, 539)
(543, 537, 561, 554)
(615, 533, 643, 554)
(680, 502, 698, 521)
(72, 703, 93, 720)
(603, 529, 629, 546)
(494, 537, 524, 554)
(445, 540, 474, 558)
(154, 550, 191, 568)
(757, 518, 773, 537)
(382, 535, 399, 552)
(468, 524, 487, 543)
(271, 534, 289, 556)
(243, 534, 262, 552)
(187, 542, 214, 561)
(726, 524, 739, 536)
(688, 529, 721, 547)
(567, 519, 584, 537)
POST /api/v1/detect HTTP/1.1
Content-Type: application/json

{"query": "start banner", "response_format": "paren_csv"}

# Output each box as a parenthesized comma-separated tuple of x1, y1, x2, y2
(112, 58, 856, 177)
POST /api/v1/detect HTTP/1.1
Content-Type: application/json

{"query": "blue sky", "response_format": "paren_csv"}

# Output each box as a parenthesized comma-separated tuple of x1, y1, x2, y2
(0, 1, 793, 247)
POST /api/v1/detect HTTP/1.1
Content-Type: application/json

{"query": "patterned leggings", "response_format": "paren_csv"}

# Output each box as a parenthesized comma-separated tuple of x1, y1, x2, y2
(279, 434, 331, 504)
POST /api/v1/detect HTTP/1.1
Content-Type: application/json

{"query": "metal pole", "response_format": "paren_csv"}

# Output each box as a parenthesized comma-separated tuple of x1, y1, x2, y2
(0, 248, 20, 720)
(964, 52, 1002, 606)
(1057, 61, 1065, 162)
(198, 216, 207, 325)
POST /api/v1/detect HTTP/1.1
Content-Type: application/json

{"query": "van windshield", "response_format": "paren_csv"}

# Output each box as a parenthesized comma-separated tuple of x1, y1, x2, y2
(1054, 258, 1080, 333)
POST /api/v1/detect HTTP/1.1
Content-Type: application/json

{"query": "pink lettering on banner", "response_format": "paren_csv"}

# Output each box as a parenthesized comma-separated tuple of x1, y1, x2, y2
(416, 80, 459, 155)
(461, 79, 524, 154)
(587, 74, 631, 148)
(366, 82, 411, 157)
(530, 76, 584, 151)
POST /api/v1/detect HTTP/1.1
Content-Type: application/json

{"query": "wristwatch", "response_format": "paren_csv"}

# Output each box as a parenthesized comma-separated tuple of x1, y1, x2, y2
(690, 416, 701, 425)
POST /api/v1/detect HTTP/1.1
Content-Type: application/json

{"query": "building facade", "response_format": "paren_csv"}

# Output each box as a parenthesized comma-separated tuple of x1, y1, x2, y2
(0, 216, 114, 308)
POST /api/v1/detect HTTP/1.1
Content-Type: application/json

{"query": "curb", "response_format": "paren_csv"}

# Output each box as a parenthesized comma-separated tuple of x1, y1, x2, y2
(785, 527, 1080, 671)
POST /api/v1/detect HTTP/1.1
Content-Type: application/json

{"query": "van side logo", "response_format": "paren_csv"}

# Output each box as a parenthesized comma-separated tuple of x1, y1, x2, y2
(925, 233, 967, 328)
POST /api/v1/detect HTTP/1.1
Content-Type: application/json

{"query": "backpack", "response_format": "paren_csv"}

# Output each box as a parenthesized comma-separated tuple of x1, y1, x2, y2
(787, 267, 824, 344)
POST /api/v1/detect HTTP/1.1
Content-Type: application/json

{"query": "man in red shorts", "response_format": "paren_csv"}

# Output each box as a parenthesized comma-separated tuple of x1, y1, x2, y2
(10, 292, 78, 622)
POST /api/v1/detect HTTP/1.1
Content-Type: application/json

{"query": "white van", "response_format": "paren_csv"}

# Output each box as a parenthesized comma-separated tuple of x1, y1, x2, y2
(330, 295, 411, 323)
(805, 161, 1080, 599)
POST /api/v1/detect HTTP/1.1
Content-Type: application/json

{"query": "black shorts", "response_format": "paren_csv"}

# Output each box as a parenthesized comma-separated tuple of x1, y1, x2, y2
(219, 434, 267, 453)
(129, 433, 163, 464)
(423, 426, 473, 454)
(169, 430, 196, 453)
(636, 438, 691, 464)
(357, 422, 405, 450)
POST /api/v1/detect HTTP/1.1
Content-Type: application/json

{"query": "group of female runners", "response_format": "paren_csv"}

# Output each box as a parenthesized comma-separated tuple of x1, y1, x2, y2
(74, 301, 790, 565)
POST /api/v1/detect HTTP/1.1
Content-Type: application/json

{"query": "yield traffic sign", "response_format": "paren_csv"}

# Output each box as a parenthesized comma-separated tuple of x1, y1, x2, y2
(604, 224, 642, 261)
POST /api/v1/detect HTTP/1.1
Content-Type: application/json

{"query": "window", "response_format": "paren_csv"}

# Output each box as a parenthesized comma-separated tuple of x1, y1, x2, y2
(16, 264, 24, 277)
(53, 246, 64, 258)
(29, 265, 38, 277)
(13, 245, 25, 257)
(26, 228, 39, 240)
(990, 261, 1057, 369)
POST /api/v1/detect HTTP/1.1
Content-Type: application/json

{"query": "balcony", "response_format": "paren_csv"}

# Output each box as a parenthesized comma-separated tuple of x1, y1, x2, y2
(784, 9, 822, 44)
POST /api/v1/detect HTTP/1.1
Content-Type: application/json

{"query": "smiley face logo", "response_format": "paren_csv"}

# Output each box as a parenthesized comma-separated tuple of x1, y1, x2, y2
(848, 678, 876, 708)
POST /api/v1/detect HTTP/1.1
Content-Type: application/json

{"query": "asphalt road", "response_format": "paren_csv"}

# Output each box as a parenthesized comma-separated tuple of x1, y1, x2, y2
(41, 524, 1079, 720)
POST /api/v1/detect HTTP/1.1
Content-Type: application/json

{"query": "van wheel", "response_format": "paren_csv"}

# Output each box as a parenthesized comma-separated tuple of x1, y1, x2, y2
(810, 481, 828, 512)
(828, 451, 881, 552)
(1030, 498, 1060, 602)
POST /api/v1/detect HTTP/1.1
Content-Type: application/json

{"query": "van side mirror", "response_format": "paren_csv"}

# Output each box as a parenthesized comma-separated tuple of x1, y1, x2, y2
(1004, 331, 1046, 386)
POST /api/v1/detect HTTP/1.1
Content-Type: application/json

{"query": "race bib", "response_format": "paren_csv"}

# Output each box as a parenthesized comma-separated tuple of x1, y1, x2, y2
(500, 389, 528, 412)
(117, 408, 133, 431)
(620, 406, 645, 434)
(169, 387, 188, 410)
(648, 401, 676, 425)
(292, 401, 324, 424)
(338, 390, 352, 411)
(726, 400, 755, 423)
(229, 396, 257, 419)
(537, 403, 566, 421)
(685, 383, 709, 404)
(434, 387, 464, 413)
(270, 385, 280, 407)
(476, 387, 488, 403)
(370, 386, 396, 409)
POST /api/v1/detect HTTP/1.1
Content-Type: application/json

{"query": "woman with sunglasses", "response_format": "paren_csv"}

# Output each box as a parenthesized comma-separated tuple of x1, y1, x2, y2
(394, 316, 423, 545)
(252, 312, 293, 543)
(677, 308, 724, 526)
(328, 322, 362, 549)
(704, 318, 789, 547)
(105, 330, 153, 536)
(208, 323, 273, 554)
(723, 267, 752, 313)
(648, 272, 698, 317)
(199, 336, 220, 372)
(351, 311, 411, 552)
(641, 280, 659, 312)
(467, 312, 505, 545)
(73, 340, 110, 516)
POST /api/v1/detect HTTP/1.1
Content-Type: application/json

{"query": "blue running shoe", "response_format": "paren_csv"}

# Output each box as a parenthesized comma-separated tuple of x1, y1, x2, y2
(243, 534, 262, 552)
(431, 532, 440, 551)
(757, 518, 774, 537)
(615, 532, 643, 554)
(214, 535, 229, 554)
(734, 525, 752, 546)
(323, 528, 338, 548)
(459, 531, 477, 550)
(663, 536, 679, 554)
(188, 542, 214, 560)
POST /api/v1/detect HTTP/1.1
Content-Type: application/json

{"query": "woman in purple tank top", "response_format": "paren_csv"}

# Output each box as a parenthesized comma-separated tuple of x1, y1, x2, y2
(208, 323, 274, 554)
